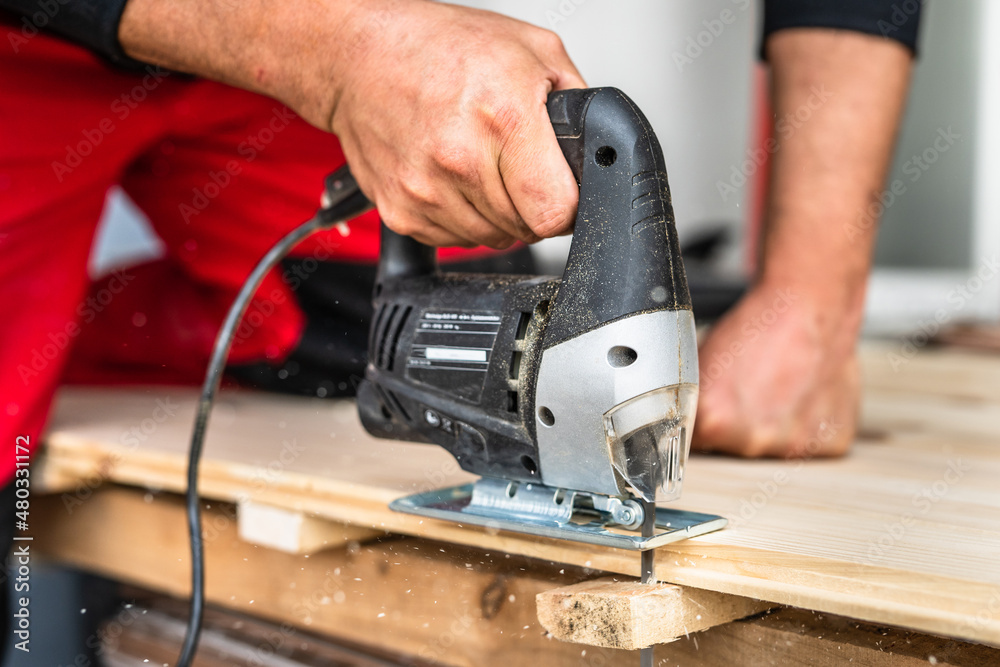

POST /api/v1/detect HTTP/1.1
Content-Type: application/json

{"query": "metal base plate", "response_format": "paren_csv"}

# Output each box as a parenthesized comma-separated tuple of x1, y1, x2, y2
(390, 483, 727, 550)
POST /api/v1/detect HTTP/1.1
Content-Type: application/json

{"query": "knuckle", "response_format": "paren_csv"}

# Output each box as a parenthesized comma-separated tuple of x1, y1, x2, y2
(812, 429, 853, 458)
(740, 437, 773, 459)
(398, 174, 440, 208)
(535, 28, 567, 56)
(477, 97, 524, 139)
(516, 228, 541, 244)
(830, 437, 852, 456)
(692, 408, 728, 447)
(433, 143, 476, 180)
(530, 202, 575, 237)
(784, 443, 814, 460)
(484, 233, 515, 250)
(382, 210, 417, 237)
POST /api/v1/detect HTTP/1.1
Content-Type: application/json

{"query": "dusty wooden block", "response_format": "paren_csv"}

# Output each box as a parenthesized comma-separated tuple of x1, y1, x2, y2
(537, 577, 776, 650)
(237, 500, 381, 554)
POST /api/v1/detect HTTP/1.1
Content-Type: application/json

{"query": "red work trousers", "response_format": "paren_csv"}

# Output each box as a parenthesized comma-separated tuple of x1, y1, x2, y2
(0, 27, 484, 484)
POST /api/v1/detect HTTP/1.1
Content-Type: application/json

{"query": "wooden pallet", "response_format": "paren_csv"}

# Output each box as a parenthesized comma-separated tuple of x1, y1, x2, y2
(38, 342, 1000, 648)
(35, 485, 1000, 666)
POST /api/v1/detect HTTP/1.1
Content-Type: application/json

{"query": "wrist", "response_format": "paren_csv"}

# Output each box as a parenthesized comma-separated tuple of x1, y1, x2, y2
(257, 0, 373, 130)
(118, 0, 363, 129)
(232, 0, 358, 129)
(753, 271, 867, 353)
(755, 209, 872, 348)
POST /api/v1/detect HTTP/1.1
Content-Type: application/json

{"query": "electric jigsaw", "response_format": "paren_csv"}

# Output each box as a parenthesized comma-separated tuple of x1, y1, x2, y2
(354, 87, 726, 550)
(177, 87, 724, 667)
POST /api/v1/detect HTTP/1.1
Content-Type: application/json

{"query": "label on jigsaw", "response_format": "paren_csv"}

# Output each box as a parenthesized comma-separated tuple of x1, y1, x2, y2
(406, 310, 501, 402)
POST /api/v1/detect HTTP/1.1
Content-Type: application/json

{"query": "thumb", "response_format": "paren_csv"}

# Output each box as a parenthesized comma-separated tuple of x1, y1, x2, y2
(548, 53, 587, 91)
(528, 27, 587, 90)
(498, 93, 579, 238)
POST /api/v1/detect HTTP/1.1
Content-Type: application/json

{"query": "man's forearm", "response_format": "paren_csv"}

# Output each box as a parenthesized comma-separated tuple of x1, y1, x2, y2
(694, 29, 915, 457)
(760, 29, 913, 345)
(120, 0, 585, 248)
(119, 0, 360, 128)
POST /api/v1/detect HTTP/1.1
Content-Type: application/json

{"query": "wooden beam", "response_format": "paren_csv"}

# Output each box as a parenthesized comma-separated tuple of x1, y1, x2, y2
(237, 500, 382, 554)
(536, 577, 776, 649)
(658, 607, 1000, 666)
(103, 604, 409, 667)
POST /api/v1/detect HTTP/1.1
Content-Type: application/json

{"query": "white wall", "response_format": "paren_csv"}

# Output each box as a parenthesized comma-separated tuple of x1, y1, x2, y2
(93, 1, 1000, 331)
(865, 0, 1000, 330)
(456, 0, 757, 271)
(874, 0, 978, 270)
(93, 1, 759, 278)
(474, 0, 1000, 329)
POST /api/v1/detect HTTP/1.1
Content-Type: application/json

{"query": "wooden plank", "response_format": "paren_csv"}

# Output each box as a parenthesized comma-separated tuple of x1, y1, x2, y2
(860, 342, 1000, 403)
(102, 605, 407, 667)
(536, 577, 775, 649)
(113, 599, 1000, 667)
(34, 486, 999, 666)
(236, 500, 382, 554)
(41, 342, 1000, 646)
(657, 607, 1000, 666)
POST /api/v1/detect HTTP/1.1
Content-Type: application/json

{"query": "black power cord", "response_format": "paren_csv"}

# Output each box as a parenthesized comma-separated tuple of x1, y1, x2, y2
(177, 167, 371, 667)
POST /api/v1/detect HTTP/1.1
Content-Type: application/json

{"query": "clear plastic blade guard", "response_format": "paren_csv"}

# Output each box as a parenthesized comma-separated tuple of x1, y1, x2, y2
(604, 384, 698, 502)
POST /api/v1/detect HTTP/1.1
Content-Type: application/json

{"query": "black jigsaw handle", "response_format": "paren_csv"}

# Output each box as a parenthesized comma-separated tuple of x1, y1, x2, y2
(373, 88, 597, 285)
(376, 223, 437, 283)
(374, 88, 690, 347)
(542, 88, 691, 346)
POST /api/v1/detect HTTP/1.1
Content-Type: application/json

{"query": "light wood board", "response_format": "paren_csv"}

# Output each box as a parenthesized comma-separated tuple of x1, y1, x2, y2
(41, 342, 1000, 646)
